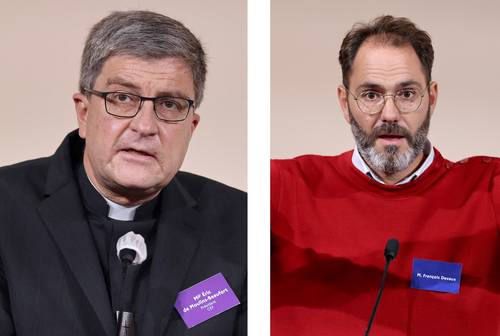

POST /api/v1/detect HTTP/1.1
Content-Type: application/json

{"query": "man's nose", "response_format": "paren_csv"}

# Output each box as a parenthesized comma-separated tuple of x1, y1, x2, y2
(129, 100, 159, 135)
(379, 95, 401, 123)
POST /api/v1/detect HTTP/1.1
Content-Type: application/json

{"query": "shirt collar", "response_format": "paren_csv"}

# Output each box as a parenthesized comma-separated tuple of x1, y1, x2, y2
(352, 142, 434, 185)
(104, 198, 139, 221)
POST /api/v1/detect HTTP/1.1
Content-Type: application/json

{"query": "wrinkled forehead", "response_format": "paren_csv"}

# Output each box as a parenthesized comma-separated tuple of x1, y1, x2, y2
(95, 52, 193, 78)
(96, 55, 195, 97)
(349, 40, 427, 90)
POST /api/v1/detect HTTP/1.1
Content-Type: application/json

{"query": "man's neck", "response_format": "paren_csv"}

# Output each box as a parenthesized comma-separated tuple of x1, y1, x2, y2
(82, 156, 160, 207)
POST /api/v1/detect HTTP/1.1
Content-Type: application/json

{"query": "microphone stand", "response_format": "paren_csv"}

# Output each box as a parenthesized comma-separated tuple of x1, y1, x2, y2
(115, 232, 147, 336)
(116, 250, 138, 336)
(364, 239, 399, 336)
(364, 258, 391, 336)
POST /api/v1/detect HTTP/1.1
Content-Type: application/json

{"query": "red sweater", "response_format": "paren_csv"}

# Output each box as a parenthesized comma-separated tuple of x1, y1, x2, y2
(271, 149, 500, 335)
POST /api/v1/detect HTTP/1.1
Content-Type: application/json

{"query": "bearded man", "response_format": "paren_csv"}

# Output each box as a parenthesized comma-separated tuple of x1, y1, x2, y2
(271, 15, 500, 335)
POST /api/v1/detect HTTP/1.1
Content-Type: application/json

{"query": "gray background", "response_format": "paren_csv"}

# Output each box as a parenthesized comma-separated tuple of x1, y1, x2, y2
(272, 0, 500, 160)
(0, 0, 246, 191)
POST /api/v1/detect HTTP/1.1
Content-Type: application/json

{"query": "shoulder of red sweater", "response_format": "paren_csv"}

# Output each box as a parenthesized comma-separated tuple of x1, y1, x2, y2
(438, 150, 500, 174)
(451, 155, 500, 166)
(271, 150, 353, 169)
(271, 151, 355, 185)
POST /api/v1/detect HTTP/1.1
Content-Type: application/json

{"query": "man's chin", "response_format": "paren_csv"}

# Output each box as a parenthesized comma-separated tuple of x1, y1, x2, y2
(107, 171, 164, 197)
(374, 137, 412, 153)
(116, 176, 160, 189)
(365, 143, 420, 177)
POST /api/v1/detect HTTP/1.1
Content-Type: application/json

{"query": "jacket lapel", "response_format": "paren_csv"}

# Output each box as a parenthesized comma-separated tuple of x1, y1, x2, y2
(38, 180, 115, 336)
(37, 131, 115, 336)
(146, 177, 204, 335)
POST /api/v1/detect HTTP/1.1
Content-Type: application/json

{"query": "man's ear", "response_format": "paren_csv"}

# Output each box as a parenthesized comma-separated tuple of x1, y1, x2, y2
(73, 92, 89, 138)
(428, 81, 438, 117)
(190, 111, 200, 133)
(338, 85, 351, 123)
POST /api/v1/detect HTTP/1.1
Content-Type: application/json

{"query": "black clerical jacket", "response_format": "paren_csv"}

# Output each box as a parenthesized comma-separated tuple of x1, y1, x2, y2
(0, 131, 247, 335)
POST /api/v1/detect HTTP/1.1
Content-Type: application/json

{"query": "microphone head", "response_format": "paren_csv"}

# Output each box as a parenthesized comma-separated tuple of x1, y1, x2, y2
(116, 231, 147, 265)
(384, 238, 399, 262)
(119, 248, 137, 265)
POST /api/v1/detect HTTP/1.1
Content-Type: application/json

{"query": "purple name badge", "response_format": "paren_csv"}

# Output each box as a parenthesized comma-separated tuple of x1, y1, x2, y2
(174, 273, 240, 328)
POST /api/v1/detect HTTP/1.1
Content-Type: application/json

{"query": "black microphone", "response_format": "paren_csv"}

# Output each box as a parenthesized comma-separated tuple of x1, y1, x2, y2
(364, 238, 399, 336)
(116, 232, 147, 336)
(384, 239, 399, 261)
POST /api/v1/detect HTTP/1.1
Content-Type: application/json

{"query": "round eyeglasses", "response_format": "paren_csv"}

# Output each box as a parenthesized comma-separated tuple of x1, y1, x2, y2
(346, 84, 429, 115)
(84, 88, 195, 122)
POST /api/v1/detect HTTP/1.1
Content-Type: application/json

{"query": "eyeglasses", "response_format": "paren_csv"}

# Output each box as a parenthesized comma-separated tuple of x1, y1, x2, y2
(84, 88, 195, 122)
(346, 84, 428, 115)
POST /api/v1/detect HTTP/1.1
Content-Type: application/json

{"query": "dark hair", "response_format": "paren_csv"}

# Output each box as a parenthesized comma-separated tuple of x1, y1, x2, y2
(339, 15, 434, 88)
(80, 10, 207, 107)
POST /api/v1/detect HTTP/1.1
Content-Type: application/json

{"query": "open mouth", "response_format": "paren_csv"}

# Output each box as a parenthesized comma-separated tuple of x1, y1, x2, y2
(378, 134, 405, 139)
(121, 148, 155, 159)
(377, 134, 407, 145)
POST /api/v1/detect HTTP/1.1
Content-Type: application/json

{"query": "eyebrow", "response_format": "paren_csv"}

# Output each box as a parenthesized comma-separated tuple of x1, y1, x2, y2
(106, 77, 140, 91)
(105, 77, 192, 99)
(356, 80, 425, 92)
(398, 80, 424, 89)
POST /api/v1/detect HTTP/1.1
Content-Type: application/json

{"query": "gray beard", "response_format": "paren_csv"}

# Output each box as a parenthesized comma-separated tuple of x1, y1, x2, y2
(349, 108, 430, 177)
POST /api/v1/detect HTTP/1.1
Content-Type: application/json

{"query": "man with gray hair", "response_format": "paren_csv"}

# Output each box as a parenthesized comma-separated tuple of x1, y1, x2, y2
(0, 11, 246, 335)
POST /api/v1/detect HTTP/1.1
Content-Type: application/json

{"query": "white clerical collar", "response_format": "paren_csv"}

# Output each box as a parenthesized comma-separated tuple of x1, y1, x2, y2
(352, 142, 435, 185)
(104, 198, 140, 221)
(86, 175, 139, 220)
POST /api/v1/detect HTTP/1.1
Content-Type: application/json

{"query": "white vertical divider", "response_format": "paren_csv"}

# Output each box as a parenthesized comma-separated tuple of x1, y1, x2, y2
(248, 0, 270, 335)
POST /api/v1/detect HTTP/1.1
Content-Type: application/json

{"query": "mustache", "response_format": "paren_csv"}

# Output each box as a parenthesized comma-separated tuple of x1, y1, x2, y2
(371, 123, 411, 139)
(352, 121, 415, 152)
(348, 106, 431, 153)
